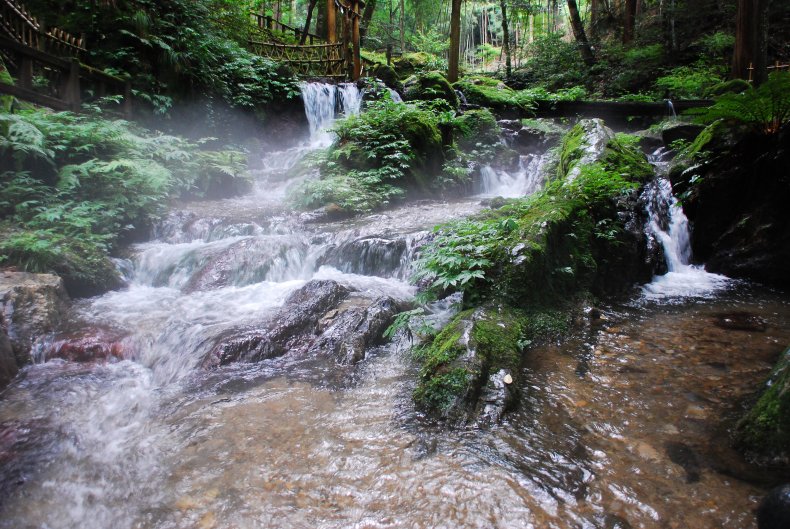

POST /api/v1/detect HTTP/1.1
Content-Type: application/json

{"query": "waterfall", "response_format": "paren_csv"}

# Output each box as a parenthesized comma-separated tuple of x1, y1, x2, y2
(478, 154, 548, 198)
(642, 177, 729, 299)
(300, 81, 363, 144)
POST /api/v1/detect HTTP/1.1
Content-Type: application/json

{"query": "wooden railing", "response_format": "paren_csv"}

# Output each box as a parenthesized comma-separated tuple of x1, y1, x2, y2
(250, 13, 322, 45)
(248, 40, 345, 78)
(0, 0, 86, 57)
(0, 34, 131, 116)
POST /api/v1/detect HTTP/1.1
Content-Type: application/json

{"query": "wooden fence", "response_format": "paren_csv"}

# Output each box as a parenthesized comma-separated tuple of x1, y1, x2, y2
(0, 34, 131, 115)
(0, 0, 85, 57)
(249, 39, 345, 78)
(250, 13, 321, 45)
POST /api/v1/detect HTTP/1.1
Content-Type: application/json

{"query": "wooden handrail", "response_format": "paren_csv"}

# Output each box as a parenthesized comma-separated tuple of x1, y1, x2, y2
(0, 33, 131, 116)
(0, 0, 86, 56)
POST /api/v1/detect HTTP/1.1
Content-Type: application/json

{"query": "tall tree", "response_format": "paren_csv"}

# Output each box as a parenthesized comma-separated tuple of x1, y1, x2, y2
(732, 0, 770, 83)
(566, 0, 596, 66)
(300, 0, 319, 43)
(500, 0, 512, 78)
(448, 0, 463, 82)
(360, 0, 377, 41)
(623, 0, 636, 43)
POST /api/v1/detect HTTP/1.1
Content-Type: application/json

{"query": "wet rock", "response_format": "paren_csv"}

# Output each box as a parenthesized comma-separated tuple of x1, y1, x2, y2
(603, 514, 633, 529)
(298, 204, 355, 224)
(735, 345, 790, 467)
(0, 314, 16, 388)
(757, 484, 790, 529)
(476, 369, 517, 427)
(210, 280, 350, 365)
(713, 312, 767, 332)
(309, 295, 399, 364)
(661, 123, 705, 147)
(0, 272, 70, 385)
(403, 71, 458, 109)
(43, 328, 128, 363)
(319, 237, 407, 277)
(674, 122, 790, 288)
(208, 280, 403, 367)
(665, 441, 701, 483)
(413, 307, 526, 425)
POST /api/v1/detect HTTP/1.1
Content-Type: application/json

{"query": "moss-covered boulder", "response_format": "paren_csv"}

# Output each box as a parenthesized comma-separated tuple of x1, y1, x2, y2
(392, 52, 434, 78)
(290, 101, 445, 214)
(452, 108, 500, 151)
(735, 346, 790, 466)
(403, 71, 458, 109)
(453, 76, 532, 116)
(413, 120, 659, 420)
(370, 63, 402, 92)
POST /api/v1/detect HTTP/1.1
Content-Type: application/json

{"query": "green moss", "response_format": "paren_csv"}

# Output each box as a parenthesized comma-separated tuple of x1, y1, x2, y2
(413, 368, 470, 411)
(403, 71, 458, 108)
(735, 347, 790, 459)
(558, 123, 587, 179)
(453, 108, 500, 151)
(453, 76, 533, 114)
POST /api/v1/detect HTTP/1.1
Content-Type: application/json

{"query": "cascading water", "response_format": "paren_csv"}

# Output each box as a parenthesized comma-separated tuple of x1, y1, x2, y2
(642, 165, 729, 298)
(478, 154, 548, 198)
(299, 81, 362, 145)
(4, 103, 782, 529)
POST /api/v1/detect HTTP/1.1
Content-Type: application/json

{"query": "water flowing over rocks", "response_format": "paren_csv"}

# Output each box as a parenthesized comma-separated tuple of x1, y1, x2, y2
(0, 272, 70, 387)
(208, 280, 406, 366)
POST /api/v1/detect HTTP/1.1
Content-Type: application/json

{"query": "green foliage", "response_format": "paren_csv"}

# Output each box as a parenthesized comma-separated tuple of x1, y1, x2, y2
(403, 71, 459, 108)
(453, 76, 535, 113)
(655, 64, 724, 99)
(687, 72, 790, 134)
(516, 33, 586, 91)
(414, 125, 649, 305)
(735, 347, 790, 459)
(0, 108, 249, 294)
(452, 108, 500, 151)
(291, 101, 450, 213)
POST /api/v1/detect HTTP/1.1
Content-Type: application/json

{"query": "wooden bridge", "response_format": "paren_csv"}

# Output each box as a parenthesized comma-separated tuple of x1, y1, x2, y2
(249, 0, 365, 81)
(0, 0, 131, 115)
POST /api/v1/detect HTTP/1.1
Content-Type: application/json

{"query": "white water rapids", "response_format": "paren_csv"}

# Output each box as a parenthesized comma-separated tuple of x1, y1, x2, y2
(2, 90, 773, 529)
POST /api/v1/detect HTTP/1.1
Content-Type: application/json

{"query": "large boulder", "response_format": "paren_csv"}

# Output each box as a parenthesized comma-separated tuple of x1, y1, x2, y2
(0, 271, 70, 387)
(735, 345, 790, 467)
(671, 122, 790, 288)
(403, 71, 458, 109)
(207, 280, 403, 367)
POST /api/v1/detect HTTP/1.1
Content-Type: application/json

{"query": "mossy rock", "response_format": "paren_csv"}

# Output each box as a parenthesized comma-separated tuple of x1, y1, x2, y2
(414, 305, 573, 422)
(370, 63, 402, 92)
(392, 52, 433, 78)
(453, 76, 533, 115)
(710, 78, 751, 96)
(453, 108, 500, 151)
(403, 71, 458, 109)
(735, 346, 790, 465)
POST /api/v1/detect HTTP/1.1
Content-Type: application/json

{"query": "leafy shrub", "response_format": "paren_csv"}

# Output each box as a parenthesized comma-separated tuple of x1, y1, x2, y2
(655, 64, 725, 98)
(687, 72, 790, 134)
(518, 33, 586, 90)
(0, 108, 250, 294)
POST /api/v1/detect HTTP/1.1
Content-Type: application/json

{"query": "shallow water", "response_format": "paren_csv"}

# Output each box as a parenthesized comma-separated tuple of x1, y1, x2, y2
(1, 88, 789, 529)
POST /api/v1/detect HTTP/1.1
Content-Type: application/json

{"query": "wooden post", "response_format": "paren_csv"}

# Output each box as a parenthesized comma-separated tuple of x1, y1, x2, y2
(342, 5, 353, 79)
(65, 58, 80, 111)
(19, 56, 33, 90)
(352, 0, 361, 80)
(327, 0, 336, 43)
(123, 79, 132, 119)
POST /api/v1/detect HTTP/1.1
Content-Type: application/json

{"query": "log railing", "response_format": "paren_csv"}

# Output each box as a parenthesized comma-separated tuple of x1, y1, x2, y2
(0, 34, 131, 116)
(248, 40, 345, 78)
(248, 0, 364, 81)
(250, 13, 322, 45)
(0, 0, 86, 57)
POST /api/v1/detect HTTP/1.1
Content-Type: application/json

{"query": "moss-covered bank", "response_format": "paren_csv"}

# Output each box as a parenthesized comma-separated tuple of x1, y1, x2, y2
(736, 346, 790, 465)
(412, 120, 657, 422)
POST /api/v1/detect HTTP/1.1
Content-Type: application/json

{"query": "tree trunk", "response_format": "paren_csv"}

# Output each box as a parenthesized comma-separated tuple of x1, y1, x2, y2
(360, 0, 377, 41)
(590, 0, 601, 38)
(732, 0, 769, 83)
(623, 0, 636, 43)
(567, 0, 596, 66)
(500, 0, 512, 78)
(400, 0, 405, 52)
(300, 0, 319, 44)
(448, 0, 463, 82)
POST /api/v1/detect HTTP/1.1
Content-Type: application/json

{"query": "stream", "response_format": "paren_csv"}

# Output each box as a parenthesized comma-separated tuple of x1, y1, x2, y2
(1, 83, 788, 529)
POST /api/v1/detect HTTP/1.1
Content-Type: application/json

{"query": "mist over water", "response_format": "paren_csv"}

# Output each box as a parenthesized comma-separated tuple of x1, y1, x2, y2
(0, 87, 782, 529)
